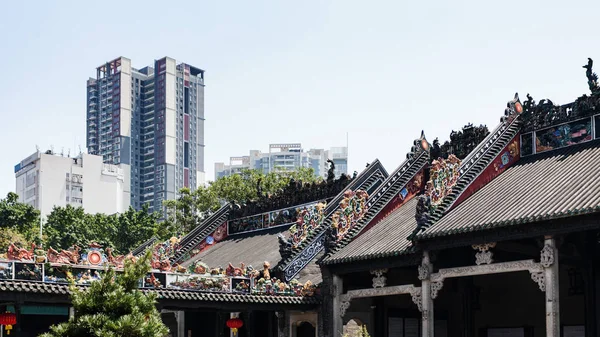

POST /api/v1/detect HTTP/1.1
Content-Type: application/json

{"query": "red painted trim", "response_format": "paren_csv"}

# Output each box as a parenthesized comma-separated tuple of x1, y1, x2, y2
(451, 134, 521, 209)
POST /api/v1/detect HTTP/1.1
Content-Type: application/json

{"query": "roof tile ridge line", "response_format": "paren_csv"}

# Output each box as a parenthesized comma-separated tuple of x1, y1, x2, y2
(178, 203, 231, 244)
(445, 121, 521, 212)
(457, 94, 521, 177)
(278, 171, 393, 278)
(364, 130, 430, 204)
(323, 159, 387, 215)
(274, 167, 388, 272)
(172, 208, 231, 262)
(321, 133, 432, 257)
(431, 114, 520, 220)
(422, 95, 521, 230)
(318, 156, 428, 265)
(285, 164, 387, 254)
(458, 94, 519, 169)
(132, 236, 158, 256)
(175, 215, 229, 258)
(329, 154, 429, 254)
(281, 163, 387, 251)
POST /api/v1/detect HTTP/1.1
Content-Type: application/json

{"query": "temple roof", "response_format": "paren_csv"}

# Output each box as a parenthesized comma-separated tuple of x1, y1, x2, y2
(319, 133, 430, 262)
(418, 140, 600, 240)
(183, 227, 286, 272)
(322, 197, 418, 265)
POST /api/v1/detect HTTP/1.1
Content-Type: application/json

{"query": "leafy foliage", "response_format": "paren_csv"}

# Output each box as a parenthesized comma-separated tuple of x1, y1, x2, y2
(0, 227, 28, 253)
(163, 168, 321, 235)
(39, 251, 169, 337)
(0, 192, 40, 242)
(44, 205, 161, 254)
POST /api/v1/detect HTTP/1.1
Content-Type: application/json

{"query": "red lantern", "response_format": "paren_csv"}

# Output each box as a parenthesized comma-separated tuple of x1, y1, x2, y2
(226, 317, 243, 336)
(0, 312, 16, 335)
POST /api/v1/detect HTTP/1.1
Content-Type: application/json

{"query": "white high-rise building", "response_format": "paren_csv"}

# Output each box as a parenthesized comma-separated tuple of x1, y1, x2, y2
(14, 150, 130, 218)
(214, 143, 349, 180)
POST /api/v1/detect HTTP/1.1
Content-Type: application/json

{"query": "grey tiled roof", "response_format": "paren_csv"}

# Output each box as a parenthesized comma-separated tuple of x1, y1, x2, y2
(427, 111, 521, 223)
(322, 198, 418, 264)
(0, 280, 319, 305)
(321, 144, 430, 260)
(419, 140, 600, 239)
(276, 160, 389, 269)
(184, 227, 287, 271)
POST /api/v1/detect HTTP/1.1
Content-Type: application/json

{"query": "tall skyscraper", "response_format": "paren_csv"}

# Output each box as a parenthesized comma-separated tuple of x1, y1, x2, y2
(86, 57, 205, 213)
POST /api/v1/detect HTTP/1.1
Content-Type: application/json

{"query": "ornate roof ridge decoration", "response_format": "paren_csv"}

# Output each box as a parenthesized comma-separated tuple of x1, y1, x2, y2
(131, 236, 158, 257)
(521, 58, 600, 134)
(275, 160, 388, 280)
(408, 94, 523, 241)
(171, 204, 232, 263)
(4, 242, 138, 269)
(277, 201, 328, 259)
(323, 189, 370, 247)
(0, 252, 320, 298)
(313, 133, 431, 268)
(0, 280, 322, 305)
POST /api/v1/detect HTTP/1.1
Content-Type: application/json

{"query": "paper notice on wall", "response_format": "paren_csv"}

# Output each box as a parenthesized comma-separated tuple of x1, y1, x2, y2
(488, 328, 525, 337)
(563, 326, 585, 337)
(388, 318, 403, 337)
(405, 318, 419, 337)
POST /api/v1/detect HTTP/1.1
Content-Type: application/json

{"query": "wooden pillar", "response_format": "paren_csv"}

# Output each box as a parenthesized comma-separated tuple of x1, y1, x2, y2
(461, 277, 474, 337)
(583, 233, 598, 337)
(421, 251, 434, 337)
(543, 236, 560, 337)
(216, 312, 227, 337)
(246, 311, 254, 337)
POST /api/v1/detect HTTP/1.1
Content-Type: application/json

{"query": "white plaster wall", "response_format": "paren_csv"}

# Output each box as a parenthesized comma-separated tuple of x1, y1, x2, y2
(17, 154, 129, 219)
(119, 58, 132, 138)
(165, 58, 177, 165)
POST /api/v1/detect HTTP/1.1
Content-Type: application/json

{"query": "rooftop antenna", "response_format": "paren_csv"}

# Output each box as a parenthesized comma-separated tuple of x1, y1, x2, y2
(35, 145, 40, 152)
(50, 145, 54, 155)
(67, 148, 71, 158)
(61, 147, 64, 157)
(79, 145, 83, 156)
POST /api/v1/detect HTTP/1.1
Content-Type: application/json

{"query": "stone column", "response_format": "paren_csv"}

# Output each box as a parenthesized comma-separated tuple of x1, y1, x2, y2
(176, 311, 185, 337)
(276, 311, 290, 337)
(420, 251, 434, 337)
(332, 274, 344, 337)
(542, 236, 560, 337)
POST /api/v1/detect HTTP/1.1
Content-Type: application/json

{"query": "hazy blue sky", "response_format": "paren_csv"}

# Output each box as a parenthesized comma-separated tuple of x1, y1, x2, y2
(1, 1, 599, 196)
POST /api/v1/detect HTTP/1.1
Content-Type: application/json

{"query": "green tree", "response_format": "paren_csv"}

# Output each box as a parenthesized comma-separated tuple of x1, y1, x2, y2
(0, 227, 28, 253)
(163, 168, 322, 235)
(0, 192, 40, 242)
(111, 205, 162, 254)
(39, 251, 169, 337)
(44, 205, 93, 250)
(44, 205, 162, 254)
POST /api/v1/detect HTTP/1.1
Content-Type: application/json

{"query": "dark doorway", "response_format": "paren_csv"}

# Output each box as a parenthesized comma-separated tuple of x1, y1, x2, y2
(297, 321, 316, 337)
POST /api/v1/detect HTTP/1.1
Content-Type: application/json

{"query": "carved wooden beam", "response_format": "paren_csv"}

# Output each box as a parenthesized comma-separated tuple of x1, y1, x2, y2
(339, 284, 421, 317)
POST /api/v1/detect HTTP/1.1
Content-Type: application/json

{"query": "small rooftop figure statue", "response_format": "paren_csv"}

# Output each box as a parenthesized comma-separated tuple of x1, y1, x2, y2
(326, 159, 336, 183)
(583, 58, 600, 95)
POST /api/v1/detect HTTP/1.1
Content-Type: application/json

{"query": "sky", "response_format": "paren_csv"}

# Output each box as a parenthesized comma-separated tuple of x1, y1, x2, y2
(1, 0, 599, 196)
